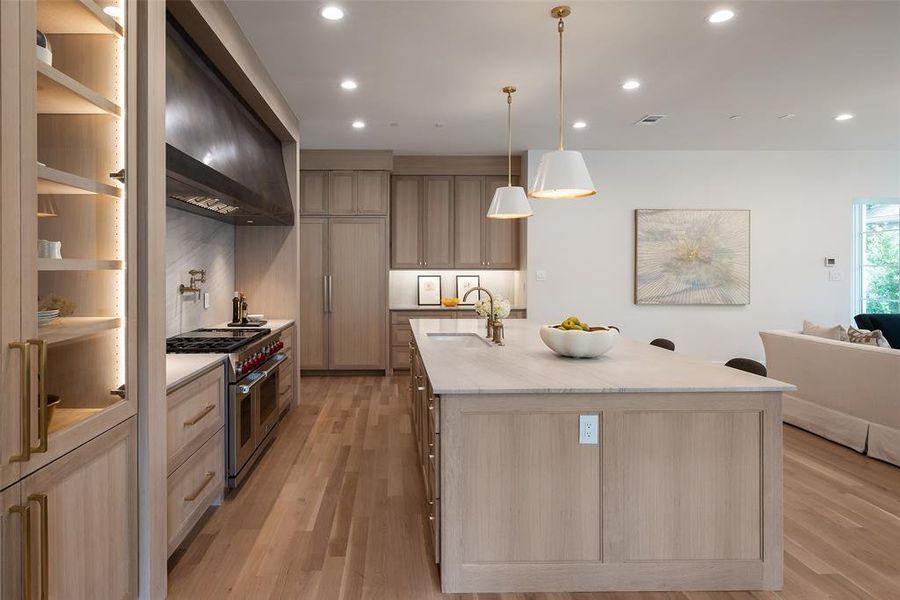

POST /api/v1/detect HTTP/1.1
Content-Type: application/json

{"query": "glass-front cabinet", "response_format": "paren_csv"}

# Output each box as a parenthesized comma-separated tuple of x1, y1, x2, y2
(0, 0, 136, 487)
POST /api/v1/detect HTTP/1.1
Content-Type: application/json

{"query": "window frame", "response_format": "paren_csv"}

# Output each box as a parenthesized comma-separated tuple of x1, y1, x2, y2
(852, 198, 900, 317)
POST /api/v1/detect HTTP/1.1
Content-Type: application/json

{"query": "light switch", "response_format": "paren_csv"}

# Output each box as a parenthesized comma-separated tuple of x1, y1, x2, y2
(536, 270, 547, 281)
(579, 414, 599, 445)
(203, 292, 210, 309)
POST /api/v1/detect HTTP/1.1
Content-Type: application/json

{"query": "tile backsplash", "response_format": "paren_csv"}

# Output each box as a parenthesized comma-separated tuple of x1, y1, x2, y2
(166, 207, 235, 337)
(389, 269, 524, 308)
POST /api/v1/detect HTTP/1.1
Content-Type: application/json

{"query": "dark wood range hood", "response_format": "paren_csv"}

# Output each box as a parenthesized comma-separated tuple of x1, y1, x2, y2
(165, 18, 293, 226)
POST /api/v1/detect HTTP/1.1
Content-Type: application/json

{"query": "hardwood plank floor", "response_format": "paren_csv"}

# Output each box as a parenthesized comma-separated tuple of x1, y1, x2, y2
(167, 376, 900, 600)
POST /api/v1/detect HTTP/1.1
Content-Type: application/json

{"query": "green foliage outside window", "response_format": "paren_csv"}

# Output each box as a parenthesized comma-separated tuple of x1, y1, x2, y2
(862, 203, 899, 314)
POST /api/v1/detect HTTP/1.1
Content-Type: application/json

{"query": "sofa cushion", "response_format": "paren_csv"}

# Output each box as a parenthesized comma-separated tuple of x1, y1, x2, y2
(848, 327, 891, 348)
(854, 314, 900, 349)
(802, 320, 847, 341)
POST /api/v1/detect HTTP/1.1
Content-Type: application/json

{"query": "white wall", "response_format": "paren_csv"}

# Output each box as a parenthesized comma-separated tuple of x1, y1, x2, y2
(525, 150, 900, 362)
(166, 207, 235, 336)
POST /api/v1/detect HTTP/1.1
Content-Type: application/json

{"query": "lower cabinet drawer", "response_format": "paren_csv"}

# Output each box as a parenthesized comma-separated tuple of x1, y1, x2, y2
(167, 366, 225, 475)
(392, 346, 411, 370)
(392, 326, 413, 346)
(167, 428, 225, 556)
(429, 498, 440, 564)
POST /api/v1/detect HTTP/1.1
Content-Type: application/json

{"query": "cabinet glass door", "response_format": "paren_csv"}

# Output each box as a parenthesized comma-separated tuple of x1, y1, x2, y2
(22, 0, 134, 473)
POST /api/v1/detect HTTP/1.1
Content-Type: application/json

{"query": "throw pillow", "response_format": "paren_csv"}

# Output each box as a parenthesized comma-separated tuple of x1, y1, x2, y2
(848, 327, 891, 348)
(802, 320, 848, 341)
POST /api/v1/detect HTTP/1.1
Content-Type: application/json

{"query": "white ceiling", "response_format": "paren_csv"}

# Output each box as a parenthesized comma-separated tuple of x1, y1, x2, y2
(226, 0, 900, 154)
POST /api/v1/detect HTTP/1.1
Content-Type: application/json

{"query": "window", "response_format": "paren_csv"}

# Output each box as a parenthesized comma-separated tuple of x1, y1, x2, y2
(853, 200, 900, 315)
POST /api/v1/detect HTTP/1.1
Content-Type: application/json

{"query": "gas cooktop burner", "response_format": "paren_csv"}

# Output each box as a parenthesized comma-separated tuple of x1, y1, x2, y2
(166, 327, 271, 354)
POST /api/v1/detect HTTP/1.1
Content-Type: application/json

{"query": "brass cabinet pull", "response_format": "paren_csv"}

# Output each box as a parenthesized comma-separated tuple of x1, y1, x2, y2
(27, 493, 49, 600)
(183, 404, 216, 427)
(9, 504, 32, 600)
(184, 471, 216, 502)
(27, 339, 49, 453)
(8, 342, 31, 462)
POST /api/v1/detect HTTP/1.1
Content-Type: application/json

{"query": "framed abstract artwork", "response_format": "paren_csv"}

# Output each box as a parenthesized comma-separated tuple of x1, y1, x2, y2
(634, 209, 750, 305)
(456, 275, 481, 305)
(417, 275, 441, 306)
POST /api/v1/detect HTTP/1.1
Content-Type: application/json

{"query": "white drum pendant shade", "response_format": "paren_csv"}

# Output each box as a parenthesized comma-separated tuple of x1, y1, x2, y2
(487, 185, 533, 219)
(529, 150, 596, 199)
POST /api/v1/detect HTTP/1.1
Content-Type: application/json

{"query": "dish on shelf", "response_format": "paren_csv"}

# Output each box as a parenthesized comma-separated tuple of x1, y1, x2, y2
(38, 309, 60, 326)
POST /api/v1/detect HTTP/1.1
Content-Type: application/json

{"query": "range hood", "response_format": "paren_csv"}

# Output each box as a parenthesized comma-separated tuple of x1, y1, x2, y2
(165, 19, 293, 226)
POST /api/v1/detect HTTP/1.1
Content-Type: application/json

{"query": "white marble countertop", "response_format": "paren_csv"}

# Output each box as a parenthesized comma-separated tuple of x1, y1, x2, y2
(166, 354, 227, 393)
(411, 318, 795, 395)
(391, 306, 526, 312)
(209, 318, 295, 333)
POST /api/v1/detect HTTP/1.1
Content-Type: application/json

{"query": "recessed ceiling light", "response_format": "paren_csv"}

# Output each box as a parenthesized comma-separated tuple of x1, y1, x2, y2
(351, 120, 366, 129)
(319, 5, 344, 20)
(729, 115, 743, 120)
(340, 79, 358, 90)
(707, 9, 735, 24)
(572, 121, 587, 129)
(102, 4, 122, 17)
(622, 80, 641, 90)
(834, 113, 854, 121)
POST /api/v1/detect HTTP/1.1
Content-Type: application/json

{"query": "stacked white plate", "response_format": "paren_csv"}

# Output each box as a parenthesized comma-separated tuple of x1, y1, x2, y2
(38, 309, 59, 326)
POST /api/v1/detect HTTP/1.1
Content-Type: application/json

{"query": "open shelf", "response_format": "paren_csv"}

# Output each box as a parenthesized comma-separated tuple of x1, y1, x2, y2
(37, 61, 122, 116)
(37, 0, 123, 37)
(38, 258, 123, 271)
(39, 316, 121, 346)
(48, 407, 104, 435)
(37, 164, 122, 197)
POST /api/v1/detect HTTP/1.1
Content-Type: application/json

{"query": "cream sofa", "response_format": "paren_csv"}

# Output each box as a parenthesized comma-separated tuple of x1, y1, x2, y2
(760, 330, 900, 466)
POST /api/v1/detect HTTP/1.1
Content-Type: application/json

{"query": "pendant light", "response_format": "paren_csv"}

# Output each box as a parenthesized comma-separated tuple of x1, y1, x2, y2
(487, 86, 533, 219)
(529, 6, 596, 199)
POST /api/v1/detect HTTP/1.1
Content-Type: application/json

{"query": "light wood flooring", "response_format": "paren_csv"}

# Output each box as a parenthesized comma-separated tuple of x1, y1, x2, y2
(167, 376, 900, 600)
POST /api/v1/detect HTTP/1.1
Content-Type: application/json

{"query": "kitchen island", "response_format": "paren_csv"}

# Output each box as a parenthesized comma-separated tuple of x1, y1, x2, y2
(408, 318, 792, 594)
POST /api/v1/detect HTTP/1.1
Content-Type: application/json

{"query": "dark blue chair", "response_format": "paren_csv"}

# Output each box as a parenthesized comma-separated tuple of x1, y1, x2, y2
(854, 314, 900, 349)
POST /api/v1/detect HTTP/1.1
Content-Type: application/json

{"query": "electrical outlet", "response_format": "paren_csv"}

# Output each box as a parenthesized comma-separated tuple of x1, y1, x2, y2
(829, 270, 843, 282)
(579, 414, 599, 445)
(203, 292, 210, 309)
(536, 270, 547, 281)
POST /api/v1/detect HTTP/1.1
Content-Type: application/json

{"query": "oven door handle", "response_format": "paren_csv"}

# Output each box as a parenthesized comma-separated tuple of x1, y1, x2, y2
(237, 353, 287, 395)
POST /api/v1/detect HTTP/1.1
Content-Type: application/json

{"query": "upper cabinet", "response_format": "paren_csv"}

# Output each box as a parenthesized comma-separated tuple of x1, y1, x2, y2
(300, 169, 389, 216)
(1, 0, 137, 490)
(392, 174, 520, 270)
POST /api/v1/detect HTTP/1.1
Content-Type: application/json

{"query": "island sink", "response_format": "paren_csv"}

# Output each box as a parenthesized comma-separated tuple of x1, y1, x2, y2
(408, 318, 792, 594)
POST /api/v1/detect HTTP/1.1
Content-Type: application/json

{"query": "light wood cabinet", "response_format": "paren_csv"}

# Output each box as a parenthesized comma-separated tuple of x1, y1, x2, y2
(299, 217, 387, 371)
(1, 483, 24, 600)
(328, 170, 356, 214)
(391, 175, 422, 268)
(392, 174, 520, 269)
(277, 325, 295, 413)
(19, 417, 138, 599)
(300, 170, 389, 216)
(166, 365, 225, 475)
(299, 170, 328, 214)
(356, 170, 390, 215)
(167, 429, 224, 557)
(299, 219, 329, 369)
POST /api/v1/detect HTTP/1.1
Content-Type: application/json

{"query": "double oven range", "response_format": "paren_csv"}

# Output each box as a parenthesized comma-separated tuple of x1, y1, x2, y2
(166, 327, 287, 487)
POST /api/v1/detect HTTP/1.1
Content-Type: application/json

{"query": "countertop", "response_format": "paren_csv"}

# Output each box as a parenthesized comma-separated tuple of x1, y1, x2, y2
(210, 318, 295, 333)
(166, 354, 226, 393)
(391, 306, 526, 312)
(411, 318, 795, 395)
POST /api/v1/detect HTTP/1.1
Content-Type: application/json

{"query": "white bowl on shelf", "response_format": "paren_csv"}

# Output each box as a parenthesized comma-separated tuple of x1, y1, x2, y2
(539, 325, 619, 359)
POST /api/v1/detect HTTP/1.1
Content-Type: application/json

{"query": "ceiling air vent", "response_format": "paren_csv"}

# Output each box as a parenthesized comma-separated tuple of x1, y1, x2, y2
(633, 114, 667, 125)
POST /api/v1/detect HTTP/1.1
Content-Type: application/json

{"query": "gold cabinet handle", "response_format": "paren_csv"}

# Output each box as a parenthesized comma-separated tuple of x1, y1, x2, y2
(184, 471, 216, 502)
(8, 342, 31, 462)
(9, 504, 32, 600)
(27, 493, 49, 600)
(27, 339, 49, 453)
(183, 404, 216, 427)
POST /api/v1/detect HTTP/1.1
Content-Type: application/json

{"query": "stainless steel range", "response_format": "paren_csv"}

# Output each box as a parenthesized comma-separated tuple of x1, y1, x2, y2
(166, 327, 287, 487)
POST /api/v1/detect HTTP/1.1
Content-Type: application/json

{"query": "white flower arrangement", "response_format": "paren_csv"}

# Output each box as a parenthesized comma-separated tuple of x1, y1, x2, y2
(473, 295, 511, 319)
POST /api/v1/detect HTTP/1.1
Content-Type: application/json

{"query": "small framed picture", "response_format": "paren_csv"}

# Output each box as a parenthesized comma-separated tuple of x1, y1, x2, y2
(417, 275, 442, 306)
(456, 275, 481, 305)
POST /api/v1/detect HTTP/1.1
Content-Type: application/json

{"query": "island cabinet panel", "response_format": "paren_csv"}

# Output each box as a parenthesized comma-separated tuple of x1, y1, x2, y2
(457, 411, 600, 562)
(621, 411, 762, 561)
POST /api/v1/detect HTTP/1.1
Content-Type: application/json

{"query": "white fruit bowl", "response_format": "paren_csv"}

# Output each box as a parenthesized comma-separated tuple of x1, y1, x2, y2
(539, 325, 619, 358)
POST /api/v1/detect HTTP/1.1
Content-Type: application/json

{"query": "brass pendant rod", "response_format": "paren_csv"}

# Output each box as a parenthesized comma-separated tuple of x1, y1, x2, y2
(507, 90, 513, 187)
(558, 15, 564, 151)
